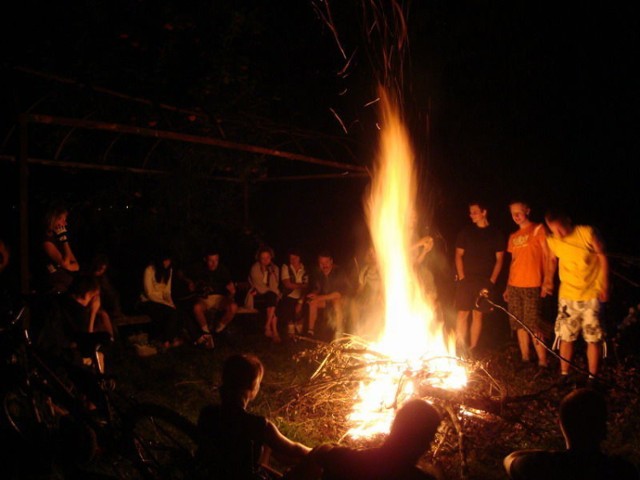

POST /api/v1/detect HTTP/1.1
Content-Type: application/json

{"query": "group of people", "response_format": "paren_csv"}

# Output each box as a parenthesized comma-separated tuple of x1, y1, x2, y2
(194, 352, 638, 480)
(453, 199, 610, 384)
(35, 196, 613, 386)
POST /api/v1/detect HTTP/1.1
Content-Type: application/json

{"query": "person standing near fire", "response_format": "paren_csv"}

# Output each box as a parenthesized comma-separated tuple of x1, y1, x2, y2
(454, 200, 505, 358)
(503, 200, 551, 368)
(543, 208, 609, 382)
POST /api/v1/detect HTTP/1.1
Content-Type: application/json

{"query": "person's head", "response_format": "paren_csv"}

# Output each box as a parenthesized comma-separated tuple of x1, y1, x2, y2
(203, 248, 221, 272)
(255, 246, 274, 267)
(468, 201, 488, 226)
(545, 208, 573, 238)
(90, 254, 110, 277)
(68, 274, 101, 306)
(288, 248, 302, 267)
(317, 251, 334, 276)
(44, 203, 69, 235)
(508, 200, 531, 227)
(385, 398, 441, 464)
(219, 353, 265, 407)
(152, 250, 173, 283)
(559, 388, 607, 450)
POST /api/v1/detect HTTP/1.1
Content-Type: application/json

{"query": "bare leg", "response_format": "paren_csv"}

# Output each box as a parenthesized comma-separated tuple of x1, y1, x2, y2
(217, 302, 237, 332)
(265, 306, 280, 342)
(532, 332, 548, 367)
(193, 301, 209, 331)
(586, 341, 602, 376)
(517, 328, 531, 361)
(192, 300, 213, 348)
(456, 310, 470, 351)
(308, 300, 320, 334)
(469, 310, 483, 350)
(559, 340, 574, 374)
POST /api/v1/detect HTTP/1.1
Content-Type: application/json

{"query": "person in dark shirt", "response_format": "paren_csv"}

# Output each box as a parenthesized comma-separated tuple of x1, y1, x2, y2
(196, 353, 311, 479)
(454, 200, 505, 357)
(305, 251, 350, 340)
(181, 247, 238, 349)
(504, 387, 639, 480)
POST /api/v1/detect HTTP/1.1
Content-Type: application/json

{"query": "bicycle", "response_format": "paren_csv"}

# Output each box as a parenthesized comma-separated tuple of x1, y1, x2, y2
(0, 297, 201, 479)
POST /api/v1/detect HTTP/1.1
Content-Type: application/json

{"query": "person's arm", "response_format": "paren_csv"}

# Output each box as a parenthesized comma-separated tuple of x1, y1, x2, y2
(454, 247, 465, 280)
(264, 419, 311, 462)
(249, 263, 271, 294)
(538, 231, 553, 297)
(489, 251, 505, 285)
(43, 240, 80, 272)
(88, 295, 101, 333)
(544, 238, 558, 296)
(591, 230, 610, 303)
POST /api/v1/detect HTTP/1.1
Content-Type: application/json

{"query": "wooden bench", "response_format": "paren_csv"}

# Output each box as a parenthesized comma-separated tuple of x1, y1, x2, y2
(114, 314, 152, 328)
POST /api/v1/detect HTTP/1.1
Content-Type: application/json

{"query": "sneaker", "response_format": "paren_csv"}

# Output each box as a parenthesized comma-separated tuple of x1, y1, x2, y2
(294, 321, 304, 334)
(307, 329, 314, 337)
(195, 332, 215, 350)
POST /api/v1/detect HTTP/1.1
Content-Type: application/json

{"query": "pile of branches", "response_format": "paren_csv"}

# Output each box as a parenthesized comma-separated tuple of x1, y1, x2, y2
(268, 334, 516, 477)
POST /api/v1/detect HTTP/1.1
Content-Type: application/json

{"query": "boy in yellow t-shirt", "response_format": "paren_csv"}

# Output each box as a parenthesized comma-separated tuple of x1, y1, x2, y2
(543, 209, 609, 380)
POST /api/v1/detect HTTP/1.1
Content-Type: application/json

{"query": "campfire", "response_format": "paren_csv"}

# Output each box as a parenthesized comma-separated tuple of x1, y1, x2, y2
(283, 88, 504, 438)
(346, 87, 467, 438)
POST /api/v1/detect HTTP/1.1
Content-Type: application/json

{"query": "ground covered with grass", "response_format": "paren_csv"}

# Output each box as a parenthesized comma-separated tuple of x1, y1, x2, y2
(109, 318, 640, 480)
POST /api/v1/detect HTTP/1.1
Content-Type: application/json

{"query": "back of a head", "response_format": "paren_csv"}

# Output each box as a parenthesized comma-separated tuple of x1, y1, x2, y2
(220, 354, 264, 404)
(560, 388, 607, 448)
(68, 274, 100, 297)
(387, 399, 441, 463)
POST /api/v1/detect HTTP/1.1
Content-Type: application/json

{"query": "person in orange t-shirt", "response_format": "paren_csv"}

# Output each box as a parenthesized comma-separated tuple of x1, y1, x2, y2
(503, 200, 551, 368)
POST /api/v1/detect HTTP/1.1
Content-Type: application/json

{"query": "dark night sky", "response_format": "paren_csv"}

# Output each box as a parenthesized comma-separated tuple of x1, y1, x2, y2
(2, 1, 639, 274)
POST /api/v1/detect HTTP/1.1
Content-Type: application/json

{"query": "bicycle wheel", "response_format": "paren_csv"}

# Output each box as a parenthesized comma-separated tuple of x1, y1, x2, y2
(2, 387, 59, 442)
(123, 402, 199, 480)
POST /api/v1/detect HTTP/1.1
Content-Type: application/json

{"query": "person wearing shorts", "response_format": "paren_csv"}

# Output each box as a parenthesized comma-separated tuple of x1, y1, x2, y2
(503, 200, 551, 367)
(544, 209, 609, 379)
(454, 201, 505, 357)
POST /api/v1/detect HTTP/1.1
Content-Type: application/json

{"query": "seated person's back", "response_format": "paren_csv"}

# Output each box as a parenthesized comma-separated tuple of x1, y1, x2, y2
(504, 387, 639, 480)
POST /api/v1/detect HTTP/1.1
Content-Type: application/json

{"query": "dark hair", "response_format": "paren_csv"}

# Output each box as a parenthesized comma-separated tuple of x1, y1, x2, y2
(468, 200, 489, 211)
(68, 274, 100, 297)
(220, 354, 264, 404)
(255, 245, 275, 261)
(43, 203, 69, 234)
(317, 250, 333, 260)
(203, 246, 221, 258)
(560, 388, 607, 445)
(287, 247, 302, 257)
(152, 251, 172, 284)
(545, 208, 572, 225)
(388, 399, 441, 463)
(90, 253, 109, 273)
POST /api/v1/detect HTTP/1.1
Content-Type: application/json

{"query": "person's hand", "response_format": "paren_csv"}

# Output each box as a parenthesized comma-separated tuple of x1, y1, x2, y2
(503, 289, 509, 302)
(54, 224, 69, 243)
(541, 281, 554, 297)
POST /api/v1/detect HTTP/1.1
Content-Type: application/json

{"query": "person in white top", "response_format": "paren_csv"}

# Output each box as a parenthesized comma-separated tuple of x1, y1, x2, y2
(279, 248, 309, 338)
(139, 251, 185, 349)
(246, 245, 281, 342)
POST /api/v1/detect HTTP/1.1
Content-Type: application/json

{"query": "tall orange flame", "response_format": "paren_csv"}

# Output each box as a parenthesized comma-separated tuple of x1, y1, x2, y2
(347, 88, 466, 439)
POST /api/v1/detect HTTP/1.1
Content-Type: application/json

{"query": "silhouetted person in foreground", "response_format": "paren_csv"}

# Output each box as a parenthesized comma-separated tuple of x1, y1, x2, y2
(504, 387, 639, 479)
(287, 398, 443, 480)
(195, 353, 311, 479)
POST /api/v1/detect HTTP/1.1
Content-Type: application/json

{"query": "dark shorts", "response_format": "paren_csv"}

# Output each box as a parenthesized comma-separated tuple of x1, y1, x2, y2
(454, 277, 492, 312)
(507, 286, 543, 332)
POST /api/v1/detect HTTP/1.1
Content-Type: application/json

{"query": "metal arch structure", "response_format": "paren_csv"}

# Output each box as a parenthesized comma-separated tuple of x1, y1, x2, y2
(13, 113, 370, 294)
